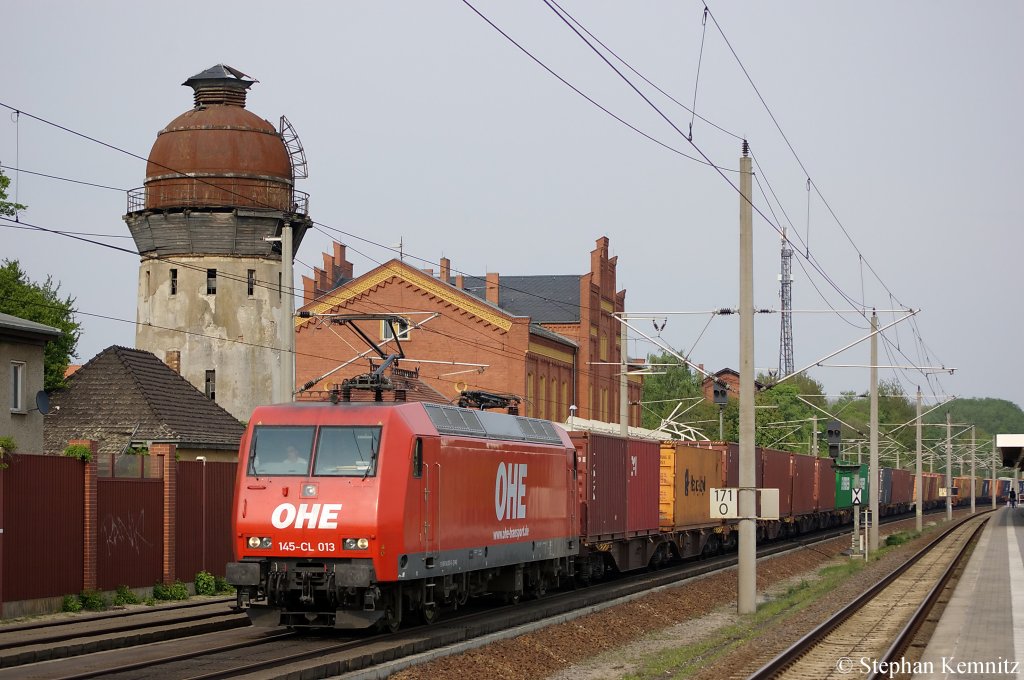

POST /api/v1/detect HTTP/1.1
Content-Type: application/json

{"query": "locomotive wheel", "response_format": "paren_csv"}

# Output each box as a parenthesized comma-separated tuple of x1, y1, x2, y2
(378, 604, 401, 634)
(420, 602, 440, 625)
(530, 575, 548, 599)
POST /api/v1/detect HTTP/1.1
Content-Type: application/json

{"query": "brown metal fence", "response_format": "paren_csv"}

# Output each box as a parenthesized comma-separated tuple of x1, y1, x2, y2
(1, 456, 84, 601)
(176, 461, 237, 579)
(96, 478, 163, 590)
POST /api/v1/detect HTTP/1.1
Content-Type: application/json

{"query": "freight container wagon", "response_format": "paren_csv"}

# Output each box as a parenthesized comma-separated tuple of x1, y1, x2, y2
(570, 431, 664, 573)
(659, 443, 729, 558)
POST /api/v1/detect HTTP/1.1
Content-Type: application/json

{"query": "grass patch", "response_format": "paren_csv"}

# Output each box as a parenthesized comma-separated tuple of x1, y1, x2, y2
(623, 558, 869, 679)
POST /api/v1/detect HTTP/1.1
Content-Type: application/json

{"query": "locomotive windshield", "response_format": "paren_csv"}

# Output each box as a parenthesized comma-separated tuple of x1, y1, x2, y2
(314, 426, 382, 477)
(248, 426, 314, 476)
(247, 425, 382, 478)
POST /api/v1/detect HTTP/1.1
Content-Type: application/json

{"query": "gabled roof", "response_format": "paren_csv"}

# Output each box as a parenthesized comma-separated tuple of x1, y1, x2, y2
(298, 259, 520, 333)
(461, 275, 582, 323)
(44, 346, 244, 455)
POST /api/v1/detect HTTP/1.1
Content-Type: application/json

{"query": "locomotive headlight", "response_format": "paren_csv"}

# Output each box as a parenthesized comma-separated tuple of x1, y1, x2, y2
(247, 536, 273, 549)
(344, 538, 370, 550)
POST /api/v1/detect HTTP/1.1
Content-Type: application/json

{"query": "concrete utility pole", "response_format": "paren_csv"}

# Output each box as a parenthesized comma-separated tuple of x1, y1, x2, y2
(921, 387, 929, 532)
(282, 222, 295, 404)
(620, 319, 628, 436)
(812, 415, 819, 457)
(946, 412, 952, 521)
(738, 141, 756, 615)
(869, 311, 879, 552)
(993, 436, 998, 510)
(971, 425, 976, 514)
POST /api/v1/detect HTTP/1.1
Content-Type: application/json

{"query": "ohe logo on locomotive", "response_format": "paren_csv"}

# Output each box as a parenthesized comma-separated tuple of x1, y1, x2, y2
(271, 502, 343, 529)
(495, 462, 527, 521)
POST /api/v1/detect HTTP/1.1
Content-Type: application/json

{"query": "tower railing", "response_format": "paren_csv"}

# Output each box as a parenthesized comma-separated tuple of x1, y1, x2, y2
(127, 186, 309, 215)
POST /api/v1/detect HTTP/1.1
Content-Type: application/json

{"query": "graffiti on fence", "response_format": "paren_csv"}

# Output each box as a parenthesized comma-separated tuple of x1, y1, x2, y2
(100, 511, 153, 556)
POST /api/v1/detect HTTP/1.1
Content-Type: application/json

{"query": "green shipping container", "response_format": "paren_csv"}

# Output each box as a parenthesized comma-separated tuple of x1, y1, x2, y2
(835, 463, 870, 509)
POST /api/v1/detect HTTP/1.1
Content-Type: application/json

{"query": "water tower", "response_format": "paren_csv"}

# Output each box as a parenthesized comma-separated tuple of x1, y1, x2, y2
(124, 65, 311, 421)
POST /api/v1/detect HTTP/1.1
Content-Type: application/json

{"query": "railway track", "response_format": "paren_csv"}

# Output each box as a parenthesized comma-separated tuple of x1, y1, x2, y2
(749, 510, 990, 680)
(0, 509, 964, 679)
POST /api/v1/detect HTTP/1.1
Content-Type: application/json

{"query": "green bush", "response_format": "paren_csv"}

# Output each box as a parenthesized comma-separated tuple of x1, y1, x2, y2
(884, 530, 919, 547)
(79, 589, 108, 611)
(113, 584, 141, 606)
(62, 443, 93, 463)
(194, 571, 216, 596)
(214, 576, 235, 594)
(62, 594, 83, 613)
(153, 580, 190, 601)
(0, 435, 16, 469)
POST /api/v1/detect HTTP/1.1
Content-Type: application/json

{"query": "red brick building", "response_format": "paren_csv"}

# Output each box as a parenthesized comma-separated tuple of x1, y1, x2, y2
(294, 237, 641, 425)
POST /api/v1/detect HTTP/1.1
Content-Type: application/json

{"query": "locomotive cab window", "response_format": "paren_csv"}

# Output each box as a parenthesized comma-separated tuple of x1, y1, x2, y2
(248, 426, 314, 476)
(412, 438, 423, 479)
(314, 426, 382, 477)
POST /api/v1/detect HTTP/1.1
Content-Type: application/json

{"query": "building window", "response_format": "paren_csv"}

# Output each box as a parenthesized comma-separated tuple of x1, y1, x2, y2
(10, 362, 25, 412)
(382, 319, 411, 341)
(206, 269, 217, 295)
(205, 370, 216, 401)
(562, 381, 569, 422)
(170, 269, 178, 295)
(527, 373, 534, 418)
(539, 377, 546, 420)
(600, 333, 608, 361)
(247, 269, 256, 296)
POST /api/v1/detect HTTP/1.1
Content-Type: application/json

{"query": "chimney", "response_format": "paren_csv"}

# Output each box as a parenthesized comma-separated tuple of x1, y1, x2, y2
(183, 64, 254, 108)
(440, 257, 451, 282)
(455, 274, 464, 290)
(422, 268, 434, 276)
(165, 350, 181, 374)
(486, 273, 500, 305)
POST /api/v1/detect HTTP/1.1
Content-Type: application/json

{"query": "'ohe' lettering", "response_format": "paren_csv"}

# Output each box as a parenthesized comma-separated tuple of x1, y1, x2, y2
(271, 503, 342, 529)
(495, 462, 528, 521)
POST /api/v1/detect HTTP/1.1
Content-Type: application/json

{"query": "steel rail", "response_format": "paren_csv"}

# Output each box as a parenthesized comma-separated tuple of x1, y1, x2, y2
(748, 510, 991, 679)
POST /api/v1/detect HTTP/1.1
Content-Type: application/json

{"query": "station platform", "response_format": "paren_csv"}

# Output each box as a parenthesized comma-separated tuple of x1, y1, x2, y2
(915, 505, 1024, 678)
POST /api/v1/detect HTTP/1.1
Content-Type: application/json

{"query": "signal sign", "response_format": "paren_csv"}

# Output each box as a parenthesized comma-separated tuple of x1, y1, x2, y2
(710, 488, 737, 518)
(852, 488, 862, 505)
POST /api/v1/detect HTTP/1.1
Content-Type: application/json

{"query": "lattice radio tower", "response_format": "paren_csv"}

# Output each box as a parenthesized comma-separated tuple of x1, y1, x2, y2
(778, 228, 795, 376)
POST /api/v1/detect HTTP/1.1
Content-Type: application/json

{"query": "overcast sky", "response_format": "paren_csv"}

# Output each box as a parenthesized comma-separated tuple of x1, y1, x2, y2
(4, 1, 1022, 411)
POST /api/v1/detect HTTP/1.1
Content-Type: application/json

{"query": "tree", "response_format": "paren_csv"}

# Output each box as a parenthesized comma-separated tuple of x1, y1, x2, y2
(0, 260, 80, 390)
(0, 169, 27, 217)
(638, 352, 702, 431)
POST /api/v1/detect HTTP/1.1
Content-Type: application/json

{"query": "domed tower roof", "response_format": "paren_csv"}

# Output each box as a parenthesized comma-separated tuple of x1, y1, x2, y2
(142, 65, 294, 212)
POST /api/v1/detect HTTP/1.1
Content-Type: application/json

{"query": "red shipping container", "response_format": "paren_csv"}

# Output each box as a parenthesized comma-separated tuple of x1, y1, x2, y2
(570, 432, 627, 540)
(815, 458, 837, 512)
(759, 448, 793, 518)
(791, 453, 817, 516)
(626, 438, 661, 536)
(891, 468, 914, 505)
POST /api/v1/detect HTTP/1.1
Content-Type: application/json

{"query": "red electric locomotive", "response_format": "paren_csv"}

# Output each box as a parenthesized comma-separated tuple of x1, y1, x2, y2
(226, 399, 578, 631)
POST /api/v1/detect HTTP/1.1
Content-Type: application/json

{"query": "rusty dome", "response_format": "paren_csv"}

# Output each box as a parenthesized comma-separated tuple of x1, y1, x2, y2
(142, 65, 294, 212)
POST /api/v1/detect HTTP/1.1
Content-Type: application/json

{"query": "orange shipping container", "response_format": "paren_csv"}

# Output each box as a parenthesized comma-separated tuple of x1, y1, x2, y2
(660, 443, 726, 531)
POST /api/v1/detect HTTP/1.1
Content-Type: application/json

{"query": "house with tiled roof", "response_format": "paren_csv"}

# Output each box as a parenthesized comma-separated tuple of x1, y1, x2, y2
(1, 311, 61, 454)
(44, 346, 245, 470)
(295, 237, 641, 425)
